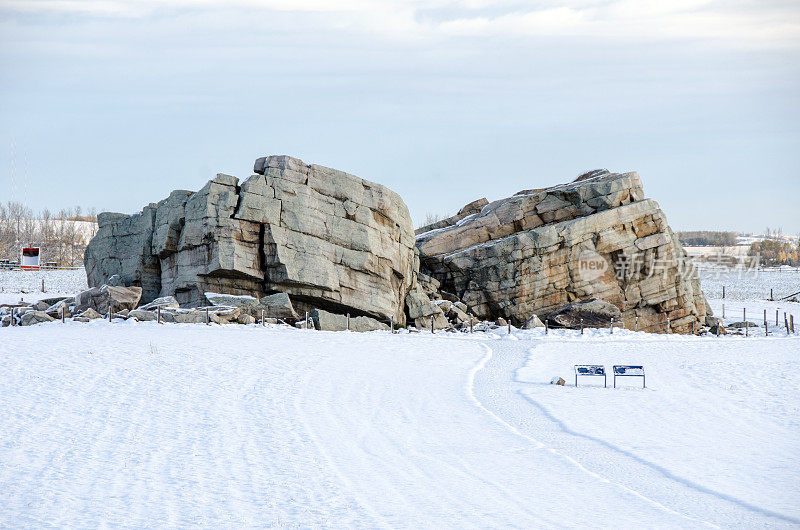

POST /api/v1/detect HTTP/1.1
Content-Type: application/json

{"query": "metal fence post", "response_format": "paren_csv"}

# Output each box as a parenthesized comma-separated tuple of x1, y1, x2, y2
(430, 315, 434, 334)
(580, 318, 584, 335)
(545, 319, 548, 335)
(157, 306, 161, 324)
(41, 279, 45, 292)
(610, 317, 614, 334)
(744, 308, 748, 337)
(347, 313, 350, 331)
(61, 306, 65, 323)
(635, 316, 638, 332)
(206, 307, 210, 325)
(666, 316, 670, 334)
(390, 316, 393, 333)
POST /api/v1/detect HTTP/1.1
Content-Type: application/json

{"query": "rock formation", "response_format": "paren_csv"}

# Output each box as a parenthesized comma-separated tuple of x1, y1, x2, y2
(84, 157, 709, 334)
(85, 155, 417, 324)
(416, 170, 709, 333)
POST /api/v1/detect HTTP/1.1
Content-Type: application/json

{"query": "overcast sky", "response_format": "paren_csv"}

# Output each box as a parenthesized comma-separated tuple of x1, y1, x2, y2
(1, 0, 798, 233)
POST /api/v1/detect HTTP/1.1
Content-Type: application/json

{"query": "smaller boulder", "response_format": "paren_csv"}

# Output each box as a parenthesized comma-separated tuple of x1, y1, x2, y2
(106, 285, 143, 312)
(495, 317, 508, 327)
(710, 323, 727, 335)
(129, 309, 157, 321)
(521, 314, 545, 329)
(237, 313, 256, 325)
(139, 296, 180, 311)
(20, 311, 54, 326)
(729, 321, 758, 329)
(78, 308, 103, 320)
(72, 316, 91, 323)
(204, 292, 259, 309)
(310, 309, 389, 332)
(705, 316, 721, 328)
(550, 376, 566, 386)
(257, 293, 299, 320)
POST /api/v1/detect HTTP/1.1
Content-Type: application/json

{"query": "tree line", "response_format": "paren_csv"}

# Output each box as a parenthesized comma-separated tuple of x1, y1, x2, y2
(749, 239, 800, 267)
(0, 201, 98, 267)
(675, 231, 739, 247)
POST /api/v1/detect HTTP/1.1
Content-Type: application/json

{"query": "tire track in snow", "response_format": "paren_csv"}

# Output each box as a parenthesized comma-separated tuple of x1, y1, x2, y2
(467, 341, 719, 528)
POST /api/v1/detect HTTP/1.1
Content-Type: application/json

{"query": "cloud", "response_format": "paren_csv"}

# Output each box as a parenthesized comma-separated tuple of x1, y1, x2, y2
(2, 0, 799, 50)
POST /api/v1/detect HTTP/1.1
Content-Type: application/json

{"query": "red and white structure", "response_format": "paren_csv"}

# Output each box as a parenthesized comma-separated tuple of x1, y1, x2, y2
(21, 246, 40, 270)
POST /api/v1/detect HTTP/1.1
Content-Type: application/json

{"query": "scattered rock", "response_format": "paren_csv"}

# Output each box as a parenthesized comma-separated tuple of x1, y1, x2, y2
(550, 376, 566, 386)
(495, 317, 508, 327)
(705, 316, 721, 327)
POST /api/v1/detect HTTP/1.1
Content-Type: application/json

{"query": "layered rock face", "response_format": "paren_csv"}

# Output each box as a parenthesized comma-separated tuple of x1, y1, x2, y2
(85, 155, 417, 324)
(416, 170, 709, 333)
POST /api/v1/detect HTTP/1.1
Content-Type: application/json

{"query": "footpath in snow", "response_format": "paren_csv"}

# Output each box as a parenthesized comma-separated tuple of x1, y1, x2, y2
(1, 318, 799, 527)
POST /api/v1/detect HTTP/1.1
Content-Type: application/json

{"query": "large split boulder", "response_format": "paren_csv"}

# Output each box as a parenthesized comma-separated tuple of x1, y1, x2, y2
(416, 170, 710, 333)
(85, 155, 418, 324)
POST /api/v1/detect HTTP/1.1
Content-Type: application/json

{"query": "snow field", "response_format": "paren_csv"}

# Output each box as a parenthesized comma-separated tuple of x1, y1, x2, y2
(0, 268, 88, 305)
(511, 332, 800, 524)
(1, 318, 799, 527)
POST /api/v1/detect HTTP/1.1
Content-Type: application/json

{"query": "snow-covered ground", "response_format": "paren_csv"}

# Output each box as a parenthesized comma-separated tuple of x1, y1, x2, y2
(2, 315, 799, 527)
(0, 268, 87, 304)
(1, 268, 799, 526)
(699, 265, 800, 301)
